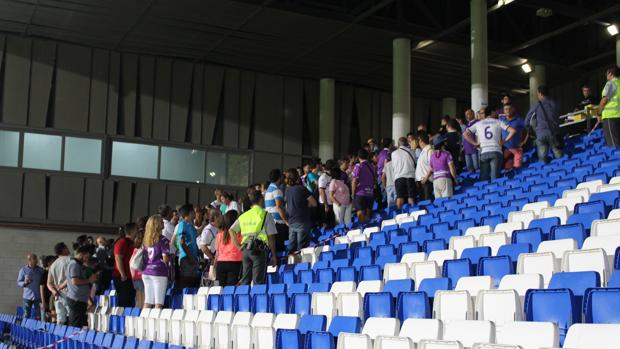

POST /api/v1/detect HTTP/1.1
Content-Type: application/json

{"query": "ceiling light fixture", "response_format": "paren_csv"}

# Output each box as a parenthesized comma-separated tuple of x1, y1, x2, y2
(415, 40, 434, 50)
(497, 0, 514, 8)
(521, 63, 532, 73)
(607, 24, 619, 36)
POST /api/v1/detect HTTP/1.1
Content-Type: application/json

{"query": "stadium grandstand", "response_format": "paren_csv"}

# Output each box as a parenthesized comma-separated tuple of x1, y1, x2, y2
(1, 1, 620, 349)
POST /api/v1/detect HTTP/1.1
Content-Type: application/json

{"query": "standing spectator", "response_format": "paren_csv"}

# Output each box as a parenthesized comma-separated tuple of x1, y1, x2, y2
(597, 66, 620, 148)
(525, 85, 563, 163)
(215, 211, 242, 286)
(501, 104, 527, 171)
(318, 160, 335, 227)
(425, 136, 458, 198)
(330, 167, 353, 225)
(302, 161, 319, 195)
(229, 190, 278, 285)
(194, 207, 207, 232)
(381, 157, 397, 208)
(415, 131, 434, 201)
(437, 115, 450, 135)
(367, 138, 379, 154)
(94, 236, 112, 296)
(159, 205, 175, 242)
(391, 137, 417, 209)
(575, 84, 599, 111)
(445, 119, 462, 169)
(199, 208, 220, 273)
(265, 169, 288, 253)
(456, 115, 467, 133)
(47, 243, 72, 324)
(17, 254, 44, 320)
(285, 169, 317, 253)
(40, 256, 55, 322)
(464, 109, 516, 181)
(129, 230, 144, 308)
(351, 149, 376, 223)
(376, 138, 392, 178)
(66, 246, 98, 327)
(142, 215, 170, 309)
(463, 109, 480, 172)
(211, 189, 223, 209)
(112, 223, 137, 307)
(221, 193, 240, 213)
(176, 204, 200, 289)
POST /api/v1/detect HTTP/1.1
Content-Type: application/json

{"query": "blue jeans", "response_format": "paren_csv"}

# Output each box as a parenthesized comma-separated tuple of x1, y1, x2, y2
(464, 152, 479, 171)
(386, 185, 397, 208)
(288, 222, 310, 253)
(536, 134, 563, 163)
(480, 152, 503, 182)
(23, 299, 40, 320)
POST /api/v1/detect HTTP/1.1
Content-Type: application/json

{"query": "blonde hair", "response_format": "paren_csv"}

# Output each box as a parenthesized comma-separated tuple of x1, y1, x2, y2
(143, 214, 163, 247)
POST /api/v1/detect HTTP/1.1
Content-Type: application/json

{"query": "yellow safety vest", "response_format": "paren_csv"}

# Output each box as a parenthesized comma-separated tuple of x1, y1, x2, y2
(602, 78, 620, 119)
(239, 205, 268, 244)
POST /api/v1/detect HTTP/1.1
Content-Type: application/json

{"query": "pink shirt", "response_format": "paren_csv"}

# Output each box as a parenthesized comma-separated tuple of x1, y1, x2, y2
(329, 179, 351, 205)
(216, 231, 243, 262)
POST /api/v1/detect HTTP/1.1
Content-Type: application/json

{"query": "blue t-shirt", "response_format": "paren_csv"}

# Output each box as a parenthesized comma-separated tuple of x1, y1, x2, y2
(501, 116, 525, 149)
(285, 185, 312, 225)
(304, 172, 319, 193)
(176, 220, 198, 262)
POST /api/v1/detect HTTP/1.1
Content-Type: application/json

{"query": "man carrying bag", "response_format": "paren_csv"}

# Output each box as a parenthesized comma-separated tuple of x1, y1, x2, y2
(525, 85, 563, 163)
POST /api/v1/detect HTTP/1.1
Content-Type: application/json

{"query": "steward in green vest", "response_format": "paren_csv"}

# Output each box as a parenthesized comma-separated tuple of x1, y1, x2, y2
(597, 66, 620, 148)
(229, 189, 278, 285)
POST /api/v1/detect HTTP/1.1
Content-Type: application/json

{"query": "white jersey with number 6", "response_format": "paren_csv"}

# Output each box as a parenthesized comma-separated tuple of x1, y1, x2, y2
(468, 118, 509, 154)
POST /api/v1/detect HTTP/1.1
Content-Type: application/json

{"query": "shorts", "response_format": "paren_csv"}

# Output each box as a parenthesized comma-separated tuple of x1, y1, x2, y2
(353, 195, 374, 211)
(142, 274, 168, 305)
(394, 177, 416, 199)
(132, 279, 144, 292)
(55, 296, 70, 324)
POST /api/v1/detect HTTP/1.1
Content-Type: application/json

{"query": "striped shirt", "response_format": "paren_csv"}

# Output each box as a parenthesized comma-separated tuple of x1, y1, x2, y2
(265, 182, 284, 224)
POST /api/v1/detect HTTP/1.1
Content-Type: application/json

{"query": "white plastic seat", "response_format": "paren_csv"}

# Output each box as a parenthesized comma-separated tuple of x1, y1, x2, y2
(410, 210, 428, 220)
(347, 229, 362, 239)
(454, 276, 493, 298)
(311, 292, 336, 327)
(517, 252, 558, 287)
(398, 216, 415, 226)
(299, 247, 318, 264)
(154, 308, 173, 342)
(362, 317, 400, 340)
(363, 227, 380, 238)
(197, 287, 210, 295)
(442, 320, 495, 348)
(599, 183, 620, 193)
(508, 211, 535, 229)
(194, 295, 208, 310)
(611, 176, 620, 185)
(274, 313, 299, 329)
(381, 219, 398, 230)
(350, 234, 368, 243)
(234, 312, 274, 349)
(536, 239, 577, 263)
(609, 208, 620, 219)
(357, 280, 383, 296)
(336, 333, 372, 349)
(183, 294, 195, 310)
(337, 292, 363, 317)
(208, 286, 223, 296)
(562, 248, 610, 285)
(582, 235, 620, 267)
(428, 250, 457, 272)
(479, 232, 508, 256)
(449, 236, 476, 258)
(418, 340, 464, 349)
(180, 310, 201, 347)
(331, 281, 357, 296)
(411, 261, 440, 289)
(433, 290, 474, 321)
(591, 218, 620, 237)
(493, 222, 523, 239)
(401, 252, 427, 266)
(495, 321, 559, 349)
(395, 213, 411, 224)
(212, 311, 236, 349)
(540, 205, 569, 224)
(252, 313, 299, 349)
(335, 236, 350, 245)
(465, 226, 492, 241)
(576, 180, 603, 194)
(383, 263, 410, 281)
(399, 318, 443, 344)
(563, 188, 590, 202)
(472, 344, 521, 349)
(127, 308, 150, 339)
(522, 201, 549, 217)
(498, 274, 544, 299)
(554, 197, 584, 214)
(562, 323, 620, 349)
(476, 289, 522, 331)
(136, 308, 160, 339)
(374, 336, 415, 349)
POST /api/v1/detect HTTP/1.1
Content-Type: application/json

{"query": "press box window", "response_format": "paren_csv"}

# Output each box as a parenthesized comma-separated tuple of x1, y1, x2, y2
(0, 130, 20, 167)
(111, 141, 158, 179)
(22, 133, 62, 171)
(64, 137, 102, 174)
(160, 146, 206, 183)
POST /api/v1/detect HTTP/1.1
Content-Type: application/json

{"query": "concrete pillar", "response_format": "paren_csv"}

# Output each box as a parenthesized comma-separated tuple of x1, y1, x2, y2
(442, 97, 457, 118)
(616, 36, 620, 67)
(392, 38, 411, 140)
(319, 78, 335, 162)
(529, 65, 546, 109)
(470, 0, 488, 112)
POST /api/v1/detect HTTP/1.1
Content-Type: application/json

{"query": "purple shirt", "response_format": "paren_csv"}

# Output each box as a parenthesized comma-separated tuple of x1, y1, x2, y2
(463, 119, 478, 155)
(430, 150, 453, 180)
(143, 237, 170, 277)
(352, 161, 376, 197)
(376, 148, 391, 176)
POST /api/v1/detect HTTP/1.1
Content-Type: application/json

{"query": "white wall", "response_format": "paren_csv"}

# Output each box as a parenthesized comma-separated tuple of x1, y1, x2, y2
(0, 227, 114, 315)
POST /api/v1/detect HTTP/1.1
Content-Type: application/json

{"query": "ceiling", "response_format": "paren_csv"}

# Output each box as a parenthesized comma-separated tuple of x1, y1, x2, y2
(0, 0, 619, 101)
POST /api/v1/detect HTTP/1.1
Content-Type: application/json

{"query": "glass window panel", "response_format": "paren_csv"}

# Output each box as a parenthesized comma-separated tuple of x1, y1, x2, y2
(23, 133, 62, 170)
(227, 153, 250, 187)
(64, 137, 102, 174)
(160, 146, 205, 183)
(0, 130, 20, 167)
(111, 141, 158, 179)
(206, 152, 227, 185)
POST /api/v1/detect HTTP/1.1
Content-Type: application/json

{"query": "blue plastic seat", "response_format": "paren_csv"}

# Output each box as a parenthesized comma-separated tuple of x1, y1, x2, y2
(431, 222, 451, 235)
(584, 288, 620, 323)
(220, 294, 234, 311)
(567, 212, 603, 232)
(455, 219, 476, 233)
(328, 316, 362, 338)
(398, 242, 420, 257)
(550, 224, 586, 248)
(549, 271, 600, 312)
(423, 239, 446, 253)
(435, 230, 461, 243)
(418, 277, 451, 299)
(390, 234, 409, 247)
(251, 284, 268, 296)
(252, 294, 270, 313)
(319, 251, 335, 262)
(575, 200, 606, 217)
(234, 294, 251, 312)
(298, 314, 327, 334)
(615, 246, 620, 270)
(529, 217, 560, 240)
(376, 245, 396, 257)
(384, 279, 415, 298)
(525, 289, 576, 345)
(481, 214, 504, 229)
(375, 255, 398, 268)
(356, 247, 374, 260)
(222, 286, 236, 294)
(396, 291, 430, 321)
(363, 292, 394, 319)
(276, 329, 301, 349)
(268, 284, 287, 295)
(235, 285, 250, 294)
(287, 283, 307, 297)
(590, 191, 620, 212)
(360, 265, 382, 281)
(512, 228, 544, 251)
(123, 337, 138, 349)
(498, 243, 531, 267)
(442, 258, 472, 285)
(290, 293, 311, 316)
(271, 293, 289, 314)
(298, 270, 314, 285)
(369, 232, 388, 248)
(305, 331, 335, 349)
(207, 294, 221, 311)
(478, 255, 513, 287)
(352, 257, 373, 269)
(308, 283, 330, 293)
(136, 340, 153, 349)
(316, 268, 335, 284)
(610, 271, 620, 288)
(336, 267, 357, 282)
(461, 246, 491, 268)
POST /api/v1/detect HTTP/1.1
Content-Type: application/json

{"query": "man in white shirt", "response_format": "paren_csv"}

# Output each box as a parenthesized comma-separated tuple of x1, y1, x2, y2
(464, 109, 517, 181)
(414, 131, 434, 201)
(381, 158, 396, 208)
(390, 137, 417, 208)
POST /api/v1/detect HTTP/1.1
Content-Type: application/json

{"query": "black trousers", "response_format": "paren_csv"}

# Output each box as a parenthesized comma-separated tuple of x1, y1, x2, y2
(113, 278, 135, 307)
(66, 298, 87, 328)
(417, 181, 434, 201)
(216, 261, 242, 286)
(603, 118, 620, 148)
(275, 223, 289, 253)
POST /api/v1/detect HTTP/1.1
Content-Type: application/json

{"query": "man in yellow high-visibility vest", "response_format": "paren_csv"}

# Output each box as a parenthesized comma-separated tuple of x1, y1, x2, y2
(597, 65, 620, 148)
(229, 189, 278, 285)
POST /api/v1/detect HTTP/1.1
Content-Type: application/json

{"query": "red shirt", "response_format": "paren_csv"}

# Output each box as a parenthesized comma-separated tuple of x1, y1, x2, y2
(112, 237, 134, 279)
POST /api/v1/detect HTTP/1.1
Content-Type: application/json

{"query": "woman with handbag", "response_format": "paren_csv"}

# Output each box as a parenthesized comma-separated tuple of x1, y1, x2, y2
(141, 215, 170, 309)
(129, 230, 145, 308)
